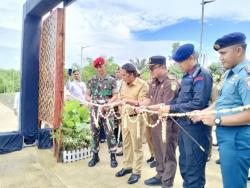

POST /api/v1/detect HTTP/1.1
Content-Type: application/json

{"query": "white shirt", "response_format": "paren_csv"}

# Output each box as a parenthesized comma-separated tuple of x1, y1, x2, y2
(66, 80, 86, 104)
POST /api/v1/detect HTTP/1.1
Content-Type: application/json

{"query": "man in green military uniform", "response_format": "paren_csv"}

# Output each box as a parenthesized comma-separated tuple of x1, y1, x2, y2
(86, 57, 118, 168)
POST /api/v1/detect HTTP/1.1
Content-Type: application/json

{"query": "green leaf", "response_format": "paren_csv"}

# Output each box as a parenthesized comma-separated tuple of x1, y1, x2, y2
(57, 100, 92, 150)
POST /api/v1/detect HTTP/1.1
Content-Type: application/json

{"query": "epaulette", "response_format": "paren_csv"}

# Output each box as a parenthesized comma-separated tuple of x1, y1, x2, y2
(168, 74, 177, 80)
(245, 65, 250, 75)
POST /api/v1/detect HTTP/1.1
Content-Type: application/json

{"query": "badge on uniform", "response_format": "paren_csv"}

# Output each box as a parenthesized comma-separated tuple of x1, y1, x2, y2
(231, 74, 238, 82)
(171, 83, 177, 91)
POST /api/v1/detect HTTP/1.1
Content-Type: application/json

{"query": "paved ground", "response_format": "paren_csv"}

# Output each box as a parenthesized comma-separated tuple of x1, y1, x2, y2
(0, 101, 249, 188)
(0, 143, 224, 188)
(0, 101, 18, 132)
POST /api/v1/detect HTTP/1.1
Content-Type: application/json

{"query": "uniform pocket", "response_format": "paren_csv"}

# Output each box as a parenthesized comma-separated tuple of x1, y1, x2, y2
(235, 127, 250, 150)
(180, 85, 192, 101)
(181, 85, 192, 92)
(224, 81, 236, 94)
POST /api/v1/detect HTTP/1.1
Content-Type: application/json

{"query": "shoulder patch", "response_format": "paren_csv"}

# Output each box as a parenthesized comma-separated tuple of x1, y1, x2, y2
(168, 74, 176, 80)
(171, 82, 177, 91)
(194, 76, 204, 82)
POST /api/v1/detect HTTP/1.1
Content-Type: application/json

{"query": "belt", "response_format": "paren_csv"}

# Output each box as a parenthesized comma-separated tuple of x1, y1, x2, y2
(129, 114, 138, 117)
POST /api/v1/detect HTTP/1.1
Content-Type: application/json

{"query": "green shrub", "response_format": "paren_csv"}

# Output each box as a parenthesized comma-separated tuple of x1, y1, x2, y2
(54, 100, 92, 151)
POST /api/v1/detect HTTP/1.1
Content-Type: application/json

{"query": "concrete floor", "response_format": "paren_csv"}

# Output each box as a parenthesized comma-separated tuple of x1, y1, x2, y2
(0, 102, 248, 188)
(0, 102, 18, 132)
(0, 143, 225, 188)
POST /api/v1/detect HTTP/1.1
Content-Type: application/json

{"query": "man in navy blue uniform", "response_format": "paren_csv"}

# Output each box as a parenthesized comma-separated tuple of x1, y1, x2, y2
(193, 32, 250, 188)
(159, 43, 213, 188)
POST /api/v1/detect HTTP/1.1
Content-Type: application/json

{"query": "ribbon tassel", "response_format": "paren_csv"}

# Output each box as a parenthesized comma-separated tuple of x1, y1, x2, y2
(106, 118, 111, 132)
(137, 114, 141, 139)
(162, 118, 167, 143)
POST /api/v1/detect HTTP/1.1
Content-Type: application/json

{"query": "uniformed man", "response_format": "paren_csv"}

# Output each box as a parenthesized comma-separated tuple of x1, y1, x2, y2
(86, 57, 118, 168)
(194, 32, 250, 188)
(115, 63, 148, 184)
(159, 44, 213, 188)
(139, 56, 180, 188)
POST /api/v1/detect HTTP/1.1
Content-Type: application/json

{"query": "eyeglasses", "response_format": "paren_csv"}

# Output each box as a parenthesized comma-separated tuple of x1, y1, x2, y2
(148, 65, 161, 72)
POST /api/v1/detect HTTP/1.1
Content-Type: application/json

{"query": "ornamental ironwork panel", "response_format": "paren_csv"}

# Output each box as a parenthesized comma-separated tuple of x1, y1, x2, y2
(38, 8, 64, 128)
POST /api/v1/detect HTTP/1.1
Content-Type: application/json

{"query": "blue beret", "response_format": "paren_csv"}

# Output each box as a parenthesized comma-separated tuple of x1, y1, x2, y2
(172, 43, 194, 62)
(214, 32, 246, 51)
(148, 56, 166, 65)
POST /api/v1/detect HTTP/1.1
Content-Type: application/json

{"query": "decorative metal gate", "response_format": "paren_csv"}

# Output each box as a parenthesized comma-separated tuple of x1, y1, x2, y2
(38, 8, 64, 129)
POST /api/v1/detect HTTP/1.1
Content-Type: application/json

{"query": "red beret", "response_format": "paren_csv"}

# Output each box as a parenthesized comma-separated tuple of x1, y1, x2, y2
(93, 57, 105, 68)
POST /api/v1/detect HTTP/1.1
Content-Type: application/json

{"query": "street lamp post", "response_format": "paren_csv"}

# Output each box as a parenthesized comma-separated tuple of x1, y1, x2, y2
(80, 45, 90, 69)
(199, 0, 216, 64)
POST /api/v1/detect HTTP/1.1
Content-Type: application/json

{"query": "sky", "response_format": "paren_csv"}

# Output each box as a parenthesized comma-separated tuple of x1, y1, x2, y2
(0, 0, 250, 69)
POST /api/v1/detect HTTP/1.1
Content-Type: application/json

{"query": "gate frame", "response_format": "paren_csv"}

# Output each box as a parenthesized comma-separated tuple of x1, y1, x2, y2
(20, 0, 76, 144)
(0, 0, 75, 148)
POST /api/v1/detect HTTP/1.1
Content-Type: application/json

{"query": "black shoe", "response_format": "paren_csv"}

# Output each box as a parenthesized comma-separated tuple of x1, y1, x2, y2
(88, 153, 100, 167)
(100, 139, 106, 143)
(150, 160, 157, 168)
(118, 142, 123, 148)
(215, 159, 220, 164)
(116, 151, 123, 156)
(128, 173, 141, 184)
(115, 168, 132, 177)
(248, 176, 250, 181)
(146, 156, 154, 163)
(144, 177, 162, 186)
(110, 153, 118, 168)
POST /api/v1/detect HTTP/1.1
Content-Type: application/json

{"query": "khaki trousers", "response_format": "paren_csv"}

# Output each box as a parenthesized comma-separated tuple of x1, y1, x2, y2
(122, 115, 144, 174)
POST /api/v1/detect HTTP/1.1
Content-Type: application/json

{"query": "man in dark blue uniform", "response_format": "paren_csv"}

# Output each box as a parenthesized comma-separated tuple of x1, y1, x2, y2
(159, 43, 213, 188)
(194, 32, 250, 188)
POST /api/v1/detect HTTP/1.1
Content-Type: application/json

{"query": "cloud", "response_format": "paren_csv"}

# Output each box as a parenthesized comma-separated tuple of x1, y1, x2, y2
(64, 0, 250, 67)
(0, 1, 25, 69)
(0, 0, 25, 30)
(1, 0, 250, 69)
(65, 1, 198, 66)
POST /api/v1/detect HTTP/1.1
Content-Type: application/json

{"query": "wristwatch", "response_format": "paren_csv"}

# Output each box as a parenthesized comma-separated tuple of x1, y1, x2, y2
(214, 116, 221, 126)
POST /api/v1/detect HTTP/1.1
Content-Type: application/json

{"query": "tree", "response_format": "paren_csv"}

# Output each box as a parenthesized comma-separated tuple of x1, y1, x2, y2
(0, 69, 20, 93)
(168, 64, 183, 79)
(207, 62, 224, 78)
(171, 42, 180, 55)
(129, 58, 147, 74)
(141, 71, 150, 81)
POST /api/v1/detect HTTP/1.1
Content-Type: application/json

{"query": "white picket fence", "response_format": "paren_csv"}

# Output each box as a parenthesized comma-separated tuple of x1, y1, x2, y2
(62, 147, 92, 163)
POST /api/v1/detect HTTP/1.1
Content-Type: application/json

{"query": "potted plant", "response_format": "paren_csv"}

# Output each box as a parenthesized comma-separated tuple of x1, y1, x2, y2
(54, 100, 92, 163)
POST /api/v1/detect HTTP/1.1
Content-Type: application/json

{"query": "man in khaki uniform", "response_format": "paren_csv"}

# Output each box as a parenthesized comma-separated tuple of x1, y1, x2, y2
(115, 63, 149, 185)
